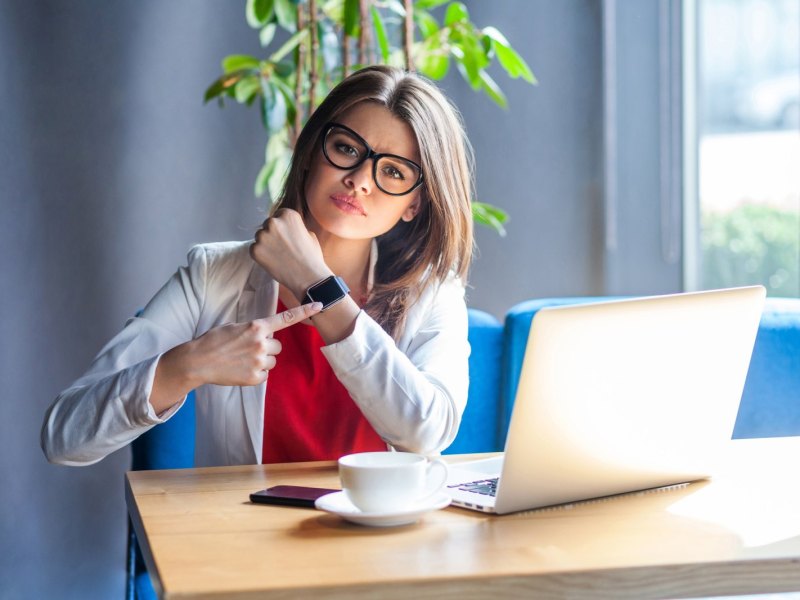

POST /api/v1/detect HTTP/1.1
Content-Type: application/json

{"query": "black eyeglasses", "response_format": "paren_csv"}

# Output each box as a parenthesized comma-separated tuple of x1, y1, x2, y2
(321, 122, 424, 196)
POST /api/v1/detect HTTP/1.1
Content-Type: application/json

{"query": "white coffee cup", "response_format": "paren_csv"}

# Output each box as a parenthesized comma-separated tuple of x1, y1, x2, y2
(338, 452, 449, 513)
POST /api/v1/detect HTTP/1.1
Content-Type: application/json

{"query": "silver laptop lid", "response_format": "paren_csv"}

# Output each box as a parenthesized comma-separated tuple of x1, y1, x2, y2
(494, 286, 765, 514)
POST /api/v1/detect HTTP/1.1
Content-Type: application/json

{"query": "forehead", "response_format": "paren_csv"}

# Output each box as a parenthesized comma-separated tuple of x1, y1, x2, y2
(335, 102, 420, 163)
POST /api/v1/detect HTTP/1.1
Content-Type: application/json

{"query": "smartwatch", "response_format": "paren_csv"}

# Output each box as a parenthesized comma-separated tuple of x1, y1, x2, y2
(302, 275, 350, 311)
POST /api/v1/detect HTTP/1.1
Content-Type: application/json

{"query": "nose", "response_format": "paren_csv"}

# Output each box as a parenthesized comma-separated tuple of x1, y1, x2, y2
(343, 159, 373, 194)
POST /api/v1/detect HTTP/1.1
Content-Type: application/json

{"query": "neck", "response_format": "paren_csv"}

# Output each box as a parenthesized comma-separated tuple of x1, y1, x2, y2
(307, 217, 373, 300)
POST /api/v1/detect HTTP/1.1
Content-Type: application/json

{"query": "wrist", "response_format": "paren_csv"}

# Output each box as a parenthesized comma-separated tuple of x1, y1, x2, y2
(160, 341, 205, 391)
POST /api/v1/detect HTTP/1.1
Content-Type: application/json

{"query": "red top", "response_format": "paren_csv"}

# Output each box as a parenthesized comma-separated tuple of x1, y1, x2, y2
(262, 301, 385, 463)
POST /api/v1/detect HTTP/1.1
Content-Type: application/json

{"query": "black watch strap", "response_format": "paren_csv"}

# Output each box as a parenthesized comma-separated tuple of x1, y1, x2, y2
(302, 275, 350, 311)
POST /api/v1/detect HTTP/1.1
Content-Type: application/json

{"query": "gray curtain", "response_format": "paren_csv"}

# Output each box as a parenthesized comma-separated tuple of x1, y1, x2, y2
(1, 2, 265, 597)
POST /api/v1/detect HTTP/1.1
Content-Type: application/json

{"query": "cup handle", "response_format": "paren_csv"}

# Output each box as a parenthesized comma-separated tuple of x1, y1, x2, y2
(419, 458, 448, 503)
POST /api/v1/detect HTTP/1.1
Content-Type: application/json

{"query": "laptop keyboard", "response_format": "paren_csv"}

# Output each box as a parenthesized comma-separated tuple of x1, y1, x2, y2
(448, 477, 499, 497)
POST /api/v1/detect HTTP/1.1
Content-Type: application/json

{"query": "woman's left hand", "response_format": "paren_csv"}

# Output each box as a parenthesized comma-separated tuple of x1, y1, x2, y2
(249, 209, 332, 299)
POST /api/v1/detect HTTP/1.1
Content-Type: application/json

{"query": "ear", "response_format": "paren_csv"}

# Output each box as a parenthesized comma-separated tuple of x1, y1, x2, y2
(401, 195, 421, 223)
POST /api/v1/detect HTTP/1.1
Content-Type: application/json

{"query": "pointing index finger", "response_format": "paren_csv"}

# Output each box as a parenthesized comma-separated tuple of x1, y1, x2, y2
(265, 302, 323, 333)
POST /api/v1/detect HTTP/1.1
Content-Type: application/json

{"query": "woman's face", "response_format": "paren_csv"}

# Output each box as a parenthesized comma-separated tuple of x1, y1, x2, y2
(304, 102, 422, 242)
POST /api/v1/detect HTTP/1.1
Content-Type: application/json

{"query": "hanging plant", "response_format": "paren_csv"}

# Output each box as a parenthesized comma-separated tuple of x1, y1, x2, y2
(205, 0, 536, 235)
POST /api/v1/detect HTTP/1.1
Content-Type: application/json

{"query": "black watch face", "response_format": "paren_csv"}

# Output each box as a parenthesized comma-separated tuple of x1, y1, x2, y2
(307, 277, 348, 309)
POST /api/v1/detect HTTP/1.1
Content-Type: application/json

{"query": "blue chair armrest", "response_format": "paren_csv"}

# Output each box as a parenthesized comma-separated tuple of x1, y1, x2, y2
(131, 391, 196, 471)
(444, 308, 504, 454)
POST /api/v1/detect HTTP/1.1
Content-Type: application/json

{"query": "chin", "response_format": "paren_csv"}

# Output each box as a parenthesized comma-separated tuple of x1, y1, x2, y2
(308, 203, 389, 240)
(310, 211, 376, 241)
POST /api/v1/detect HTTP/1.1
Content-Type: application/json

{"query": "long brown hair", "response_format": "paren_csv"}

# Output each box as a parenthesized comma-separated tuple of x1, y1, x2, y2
(273, 66, 474, 338)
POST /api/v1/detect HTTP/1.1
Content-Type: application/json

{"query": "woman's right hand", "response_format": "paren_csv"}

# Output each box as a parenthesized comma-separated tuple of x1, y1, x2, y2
(149, 302, 322, 414)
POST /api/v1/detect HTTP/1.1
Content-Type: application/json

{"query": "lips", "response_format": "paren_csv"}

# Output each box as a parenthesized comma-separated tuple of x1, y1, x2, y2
(330, 193, 367, 216)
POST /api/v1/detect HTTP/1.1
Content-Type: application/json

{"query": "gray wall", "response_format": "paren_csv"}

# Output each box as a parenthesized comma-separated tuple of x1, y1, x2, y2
(452, 1, 607, 315)
(0, 1, 679, 598)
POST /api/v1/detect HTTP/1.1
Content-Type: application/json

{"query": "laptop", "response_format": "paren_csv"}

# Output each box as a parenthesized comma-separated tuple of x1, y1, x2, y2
(447, 286, 766, 514)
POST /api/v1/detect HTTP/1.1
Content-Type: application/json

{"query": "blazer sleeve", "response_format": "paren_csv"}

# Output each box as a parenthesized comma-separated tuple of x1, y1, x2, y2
(40, 246, 209, 466)
(320, 277, 470, 455)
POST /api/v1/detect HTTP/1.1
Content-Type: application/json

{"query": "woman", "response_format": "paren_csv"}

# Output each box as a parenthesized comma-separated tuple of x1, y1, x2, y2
(42, 65, 474, 467)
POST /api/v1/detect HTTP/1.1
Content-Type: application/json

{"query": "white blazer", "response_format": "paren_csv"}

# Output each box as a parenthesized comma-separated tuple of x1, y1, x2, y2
(42, 241, 470, 467)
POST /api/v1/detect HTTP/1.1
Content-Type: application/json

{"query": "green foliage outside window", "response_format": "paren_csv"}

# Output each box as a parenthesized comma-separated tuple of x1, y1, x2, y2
(702, 204, 800, 297)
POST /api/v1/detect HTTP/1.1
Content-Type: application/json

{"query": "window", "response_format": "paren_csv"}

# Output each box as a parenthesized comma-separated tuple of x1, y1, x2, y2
(689, 0, 800, 297)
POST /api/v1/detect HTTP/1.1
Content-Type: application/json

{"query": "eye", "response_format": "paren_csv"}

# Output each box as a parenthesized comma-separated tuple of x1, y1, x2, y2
(381, 164, 406, 180)
(335, 143, 360, 159)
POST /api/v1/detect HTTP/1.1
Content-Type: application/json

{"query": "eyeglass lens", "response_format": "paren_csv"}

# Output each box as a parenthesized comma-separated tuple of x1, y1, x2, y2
(323, 126, 421, 195)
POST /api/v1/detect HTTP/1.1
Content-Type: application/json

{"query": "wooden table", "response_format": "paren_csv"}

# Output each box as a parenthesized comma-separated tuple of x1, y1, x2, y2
(126, 437, 800, 599)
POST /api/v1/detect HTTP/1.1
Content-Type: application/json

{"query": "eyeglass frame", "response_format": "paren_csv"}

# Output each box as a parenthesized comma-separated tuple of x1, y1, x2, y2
(320, 122, 425, 197)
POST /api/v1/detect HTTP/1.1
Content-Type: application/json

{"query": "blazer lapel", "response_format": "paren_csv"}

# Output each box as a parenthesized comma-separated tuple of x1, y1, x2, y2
(237, 264, 278, 464)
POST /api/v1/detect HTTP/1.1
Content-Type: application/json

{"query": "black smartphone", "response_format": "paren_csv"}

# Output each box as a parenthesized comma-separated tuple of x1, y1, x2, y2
(250, 485, 340, 508)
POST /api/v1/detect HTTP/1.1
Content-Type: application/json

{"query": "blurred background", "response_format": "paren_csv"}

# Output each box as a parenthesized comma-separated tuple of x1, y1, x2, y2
(0, 1, 797, 598)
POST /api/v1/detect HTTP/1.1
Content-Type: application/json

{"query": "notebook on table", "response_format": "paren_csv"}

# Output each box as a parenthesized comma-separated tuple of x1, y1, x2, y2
(447, 286, 766, 515)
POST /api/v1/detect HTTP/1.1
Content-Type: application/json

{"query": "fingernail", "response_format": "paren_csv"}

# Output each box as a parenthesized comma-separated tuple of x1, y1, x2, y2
(311, 302, 323, 310)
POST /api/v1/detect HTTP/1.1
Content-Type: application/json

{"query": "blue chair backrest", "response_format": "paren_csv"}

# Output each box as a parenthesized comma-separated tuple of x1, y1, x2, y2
(733, 298, 800, 438)
(444, 308, 505, 454)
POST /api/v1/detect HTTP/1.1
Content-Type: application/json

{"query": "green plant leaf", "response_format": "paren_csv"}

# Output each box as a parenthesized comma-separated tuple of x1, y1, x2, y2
(268, 153, 291, 200)
(318, 20, 340, 72)
(204, 71, 249, 103)
(270, 75, 297, 124)
(222, 54, 261, 73)
(416, 35, 449, 79)
(269, 28, 309, 62)
(478, 70, 507, 108)
(260, 23, 277, 47)
(235, 76, 262, 104)
(414, 9, 439, 38)
(344, 0, 360, 37)
(444, 1, 469, 26)
(483, 26, 536, 84)
(464, 29, 490, 69)
(272, 59, 294, 78)
(414, 0, 450, 9)
(472, 201, 508, 236)
(320, 0, 345, 24)
(481, 25, 509, 46)
(247, 0, 275, 27)
(254, 160, 273, 198)
(204, 76, 228, 104)
(385, 0, 406, 17)
(371, 6, 391, 63)
(263, 130, 292, 200)
(274, 0, 297, 32)
(260, 80, 288, 132)
(451, 43, 479, 90)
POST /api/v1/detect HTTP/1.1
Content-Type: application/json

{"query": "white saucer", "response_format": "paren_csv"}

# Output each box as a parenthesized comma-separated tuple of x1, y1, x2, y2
(315, 491, 451, 527)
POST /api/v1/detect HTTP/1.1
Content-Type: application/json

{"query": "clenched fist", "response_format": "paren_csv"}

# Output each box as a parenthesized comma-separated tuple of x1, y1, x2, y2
(249, 209, 332, 300)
